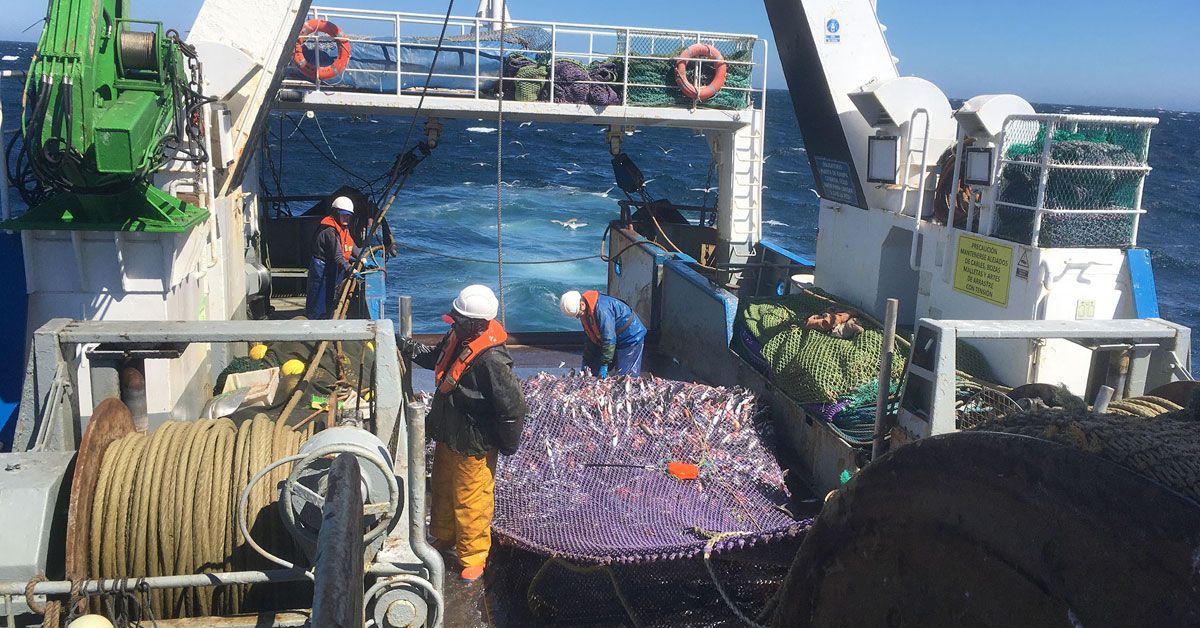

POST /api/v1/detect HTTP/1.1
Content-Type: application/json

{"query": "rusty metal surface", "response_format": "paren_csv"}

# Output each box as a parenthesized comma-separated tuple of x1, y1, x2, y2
(65, 398, 134, 581)
(312, 453, 365, 627)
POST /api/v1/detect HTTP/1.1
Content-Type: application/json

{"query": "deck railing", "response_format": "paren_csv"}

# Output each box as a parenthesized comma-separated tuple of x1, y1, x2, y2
(290, 6, 767, 111)
(988, 114, 1157, 248)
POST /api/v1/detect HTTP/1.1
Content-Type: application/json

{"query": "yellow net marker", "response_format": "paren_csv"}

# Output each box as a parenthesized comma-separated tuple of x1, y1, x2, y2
(249, 344, 269, 360)
(281, 359, 306, 376)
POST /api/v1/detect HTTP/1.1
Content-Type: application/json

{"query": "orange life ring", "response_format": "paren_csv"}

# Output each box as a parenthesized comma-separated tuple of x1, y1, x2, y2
(675, 43, 727, 101)
(293, 19, 351, 81)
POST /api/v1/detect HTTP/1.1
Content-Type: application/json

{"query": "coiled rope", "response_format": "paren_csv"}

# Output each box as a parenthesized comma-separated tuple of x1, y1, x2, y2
(1104, 395, 1184, 418)
(88, 414, 312, 619)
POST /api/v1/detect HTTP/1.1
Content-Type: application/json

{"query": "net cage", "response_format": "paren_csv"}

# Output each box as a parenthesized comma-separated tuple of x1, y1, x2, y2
(990, 115, 1155, 248)
(455, 373, 809, 625)
(291, 9, 760, 110)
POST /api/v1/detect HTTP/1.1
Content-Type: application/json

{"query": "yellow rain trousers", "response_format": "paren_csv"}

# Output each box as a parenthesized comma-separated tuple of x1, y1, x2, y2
(430, 442, 498, 568)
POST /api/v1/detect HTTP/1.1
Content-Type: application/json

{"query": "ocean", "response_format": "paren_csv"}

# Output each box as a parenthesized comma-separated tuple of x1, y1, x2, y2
(2, 40, 1196, 362)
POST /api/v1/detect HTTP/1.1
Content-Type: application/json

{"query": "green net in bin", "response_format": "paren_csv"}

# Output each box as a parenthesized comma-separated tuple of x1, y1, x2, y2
(625, 47, 753, 110)
(994, 126, 1144, 248)
(735, 291, 908, 403)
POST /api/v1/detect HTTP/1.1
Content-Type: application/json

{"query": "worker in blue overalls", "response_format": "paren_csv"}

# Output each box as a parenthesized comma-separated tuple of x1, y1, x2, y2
(559, 290, 647, 377)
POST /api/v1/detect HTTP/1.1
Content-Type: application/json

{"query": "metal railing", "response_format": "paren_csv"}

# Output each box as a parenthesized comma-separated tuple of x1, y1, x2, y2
(988, 113, 1157, 248)
(290, 6, 767, 111)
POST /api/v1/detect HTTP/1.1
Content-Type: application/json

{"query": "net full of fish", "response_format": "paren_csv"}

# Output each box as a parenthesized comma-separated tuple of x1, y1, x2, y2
(492, 373, 809, 564)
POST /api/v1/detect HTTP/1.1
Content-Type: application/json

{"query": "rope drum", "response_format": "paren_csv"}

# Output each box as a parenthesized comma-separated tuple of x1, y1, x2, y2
(87, 414, 313, 619)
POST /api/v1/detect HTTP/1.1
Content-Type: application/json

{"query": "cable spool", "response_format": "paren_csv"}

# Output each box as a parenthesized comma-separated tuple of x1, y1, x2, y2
(118, 31, 159, 75)
(86, 414, 313, 619)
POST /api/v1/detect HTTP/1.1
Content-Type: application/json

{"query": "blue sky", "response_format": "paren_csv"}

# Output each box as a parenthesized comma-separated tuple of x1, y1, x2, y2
(3, 0, 1197, 110)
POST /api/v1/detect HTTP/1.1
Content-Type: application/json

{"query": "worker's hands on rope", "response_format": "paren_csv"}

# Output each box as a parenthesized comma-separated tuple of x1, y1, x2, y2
(599, 365, 609, 378)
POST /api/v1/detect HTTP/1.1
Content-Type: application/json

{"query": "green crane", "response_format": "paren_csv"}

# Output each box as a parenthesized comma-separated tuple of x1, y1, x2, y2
(3, 0, 209, 232)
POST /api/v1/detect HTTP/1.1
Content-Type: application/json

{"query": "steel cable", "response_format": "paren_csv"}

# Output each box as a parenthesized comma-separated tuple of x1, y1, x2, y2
(87, 415, 312, 619)
(495, 9, 509, 325)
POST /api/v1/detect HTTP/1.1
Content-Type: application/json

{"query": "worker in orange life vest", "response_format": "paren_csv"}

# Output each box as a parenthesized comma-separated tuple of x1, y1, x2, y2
(397, 285, 528, 581)
(305, 196, 362, 319)
(559, 290, 647, 377)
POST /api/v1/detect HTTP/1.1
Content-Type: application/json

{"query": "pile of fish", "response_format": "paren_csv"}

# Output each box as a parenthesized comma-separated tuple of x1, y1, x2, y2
(491, 373, 807, 564)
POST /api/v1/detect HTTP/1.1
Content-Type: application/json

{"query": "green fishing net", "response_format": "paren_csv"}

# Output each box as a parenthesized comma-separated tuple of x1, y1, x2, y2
(993, 124, 1147, 248)
(735, 291, 908, 403)
(623, 47, 754, 110)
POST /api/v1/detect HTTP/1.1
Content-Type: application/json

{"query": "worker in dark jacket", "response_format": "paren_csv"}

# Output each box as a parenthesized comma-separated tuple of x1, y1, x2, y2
(559, 290, 647, 377)
(398, 284, 527, 581)
(305, 196, 362, 319)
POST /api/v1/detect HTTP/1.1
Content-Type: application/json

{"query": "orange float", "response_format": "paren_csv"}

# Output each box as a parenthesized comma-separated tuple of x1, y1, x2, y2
(675, 43, 727, 101)
(293, 19, 351, 81)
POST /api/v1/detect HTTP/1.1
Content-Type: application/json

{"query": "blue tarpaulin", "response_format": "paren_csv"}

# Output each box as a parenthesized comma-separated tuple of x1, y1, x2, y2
(289, 39, 502, 93)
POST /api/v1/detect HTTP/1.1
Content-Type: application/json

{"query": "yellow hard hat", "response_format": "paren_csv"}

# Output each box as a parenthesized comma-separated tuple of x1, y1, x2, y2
(249, 344, 269, 361)
(68, 616, 115, 628)
(282, 359, 306, 376)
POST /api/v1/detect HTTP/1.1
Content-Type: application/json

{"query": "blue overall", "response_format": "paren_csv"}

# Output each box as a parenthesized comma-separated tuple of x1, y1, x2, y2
(305, 257, 345, 319)
(581, 294, 647, 377)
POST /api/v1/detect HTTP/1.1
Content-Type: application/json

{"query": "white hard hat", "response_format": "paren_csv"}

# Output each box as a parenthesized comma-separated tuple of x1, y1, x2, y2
(331, 196, 354, 214)
(560, 291, 582, 317)
(452, 284, 499, 321)
(68, 616, 115, 628)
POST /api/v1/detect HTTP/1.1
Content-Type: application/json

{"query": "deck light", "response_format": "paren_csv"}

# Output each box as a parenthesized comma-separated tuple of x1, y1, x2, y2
(964, 146, 995, 186)
(867, 135, 900, 184)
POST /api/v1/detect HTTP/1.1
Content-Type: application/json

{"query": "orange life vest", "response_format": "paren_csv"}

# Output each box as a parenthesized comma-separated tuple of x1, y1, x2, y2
(579, 290, 603, 346)
(433, 319, 509, 394)
(319, 215, 355, 261)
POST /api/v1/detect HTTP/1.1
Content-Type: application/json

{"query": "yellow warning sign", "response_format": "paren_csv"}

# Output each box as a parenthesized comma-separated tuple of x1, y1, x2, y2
(953, 234, 1014, 307)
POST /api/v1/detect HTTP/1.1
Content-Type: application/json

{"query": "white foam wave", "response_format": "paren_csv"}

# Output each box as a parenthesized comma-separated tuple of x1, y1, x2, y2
(466, 127, 497, 133)
(1, 55, 19, 61)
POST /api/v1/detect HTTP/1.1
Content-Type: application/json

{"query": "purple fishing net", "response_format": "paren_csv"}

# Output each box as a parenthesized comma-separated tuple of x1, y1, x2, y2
(493, 373, 810, 565)
(552, 60, 621, 106)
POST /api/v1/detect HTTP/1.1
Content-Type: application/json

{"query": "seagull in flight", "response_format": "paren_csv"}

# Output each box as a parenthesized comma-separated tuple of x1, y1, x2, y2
(808, 188, 820, 198)
(556, 167, 581, 175)
(500, 180, 519, 187)
(472, 162, 492, 167)
(519, 121, 534, 127)
(515, 153, 530, 159)
(510, 140, 524, 148)
(551, 218, 589, 230)
(657, 145, 676, 155)
(690, 186, 718, 193)
(642, 178, 657, 186)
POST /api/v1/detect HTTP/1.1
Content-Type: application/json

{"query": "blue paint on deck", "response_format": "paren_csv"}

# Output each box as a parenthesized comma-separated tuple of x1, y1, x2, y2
(1127, 248, 1160, 319)
(760, 239, 815, 267)
(0, 232, 27, 451)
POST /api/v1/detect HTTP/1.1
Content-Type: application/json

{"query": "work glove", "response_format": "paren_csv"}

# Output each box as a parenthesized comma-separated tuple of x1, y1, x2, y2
(598, 365, 609, 378)
(396, 335, 419, 358)
(352, 271, 364, 281)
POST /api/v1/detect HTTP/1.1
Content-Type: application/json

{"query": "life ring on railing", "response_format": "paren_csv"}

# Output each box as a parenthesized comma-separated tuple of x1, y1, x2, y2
(293, 19, 351, 81)
(675, 43, 727, 101)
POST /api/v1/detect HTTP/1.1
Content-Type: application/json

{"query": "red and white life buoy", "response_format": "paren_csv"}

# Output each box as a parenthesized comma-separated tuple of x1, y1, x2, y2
(293, 19, 351, 81)
(675, 43, 727, 101)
